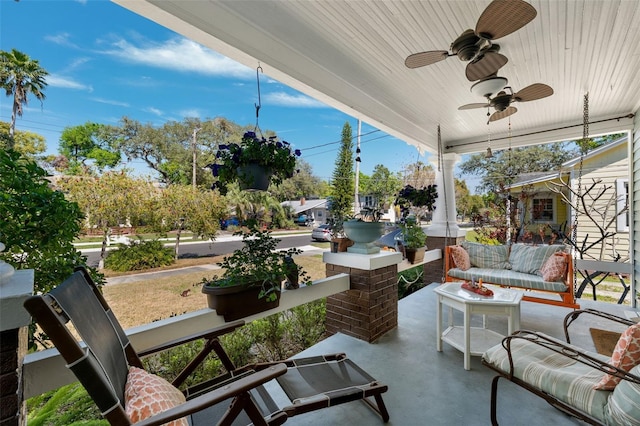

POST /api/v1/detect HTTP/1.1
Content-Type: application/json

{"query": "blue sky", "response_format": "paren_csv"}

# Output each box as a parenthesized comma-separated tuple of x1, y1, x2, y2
(0, 0, 440, 183)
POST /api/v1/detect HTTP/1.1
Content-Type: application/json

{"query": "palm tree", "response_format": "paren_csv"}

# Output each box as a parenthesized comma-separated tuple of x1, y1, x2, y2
(0, 49, 48, 150)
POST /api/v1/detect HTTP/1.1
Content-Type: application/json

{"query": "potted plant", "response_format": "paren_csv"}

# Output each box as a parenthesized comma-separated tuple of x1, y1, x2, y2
(207, 131, 302, 195)
(201, 227, 310, 320)
(342, 205, 387, 254)
(328, 214, 353, 253)
(400, 218, 427, 264)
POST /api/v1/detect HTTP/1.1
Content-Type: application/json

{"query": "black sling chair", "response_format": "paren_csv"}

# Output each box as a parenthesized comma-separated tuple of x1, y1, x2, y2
(24, 267, 390, 425)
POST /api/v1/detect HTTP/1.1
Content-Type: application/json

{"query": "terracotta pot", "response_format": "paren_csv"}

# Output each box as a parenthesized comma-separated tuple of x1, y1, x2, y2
(202, 281, 281, 321)
(236, 163, 273, 191)
(405, 246, 426, 264)
(331, 237, 354, 253)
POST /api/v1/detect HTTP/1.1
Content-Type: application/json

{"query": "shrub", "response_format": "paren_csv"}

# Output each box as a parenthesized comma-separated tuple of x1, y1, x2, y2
(104, 238, 174, 271)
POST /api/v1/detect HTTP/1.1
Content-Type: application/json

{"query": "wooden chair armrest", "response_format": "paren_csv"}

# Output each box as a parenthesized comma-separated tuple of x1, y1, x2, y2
(498, 330, 640, 385)
(563, 309, 634, 344)
(132, 364, 288, 426)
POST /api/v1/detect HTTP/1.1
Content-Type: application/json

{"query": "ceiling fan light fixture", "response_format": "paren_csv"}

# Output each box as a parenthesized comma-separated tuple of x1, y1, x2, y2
(470, 76, 508, 98)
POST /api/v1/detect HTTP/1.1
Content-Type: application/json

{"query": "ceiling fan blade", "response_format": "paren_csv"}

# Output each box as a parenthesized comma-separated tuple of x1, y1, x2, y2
(405, 51, 449, 68)
(465, 52, 508, 81)
(458, 103, 489, 111)
(476, 0, 537, 40)
(514, 83, 554, 102)
(489, 106, 517, 122)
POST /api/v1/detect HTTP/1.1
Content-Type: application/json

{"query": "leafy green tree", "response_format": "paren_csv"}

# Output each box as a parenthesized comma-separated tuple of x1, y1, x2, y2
(362, 164, 402, 216)
(455, 178, 484, 221)
(156, 184, 226, 258)
(0, 49, 48, 149)
(0, 121, 45, 156)
(459, 143, 576, 194)
(268, 159, 324, 201)
(109, 116, 243, 186)
(0, 150, 102, 297)
(328, 122, 355, 235)
(57, 171, 155, 267)
(59, 122, 121, 172)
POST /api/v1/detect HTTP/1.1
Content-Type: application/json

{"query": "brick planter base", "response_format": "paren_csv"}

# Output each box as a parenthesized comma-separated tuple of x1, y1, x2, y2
(324, 253, 400, 343)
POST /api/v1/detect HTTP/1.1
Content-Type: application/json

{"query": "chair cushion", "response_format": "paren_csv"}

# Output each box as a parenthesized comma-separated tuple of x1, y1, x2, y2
(509, 244, 564, 275)
(125, 366, 188, 426)
(540, 252, 568, 282)
(483, 333, 610, 422)
(450, 245, 470, 270)
(461, 242, 509, 269)
(594, 323, 640, 390)
(605, 364, 640, 425)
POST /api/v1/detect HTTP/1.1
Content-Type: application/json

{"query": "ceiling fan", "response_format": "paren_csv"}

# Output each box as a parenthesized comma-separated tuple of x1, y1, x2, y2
(404, 0, 537, 81)
(459, 79, 554, 122)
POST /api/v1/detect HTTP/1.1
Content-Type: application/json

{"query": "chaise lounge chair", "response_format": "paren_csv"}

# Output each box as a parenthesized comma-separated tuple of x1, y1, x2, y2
(24, 266, 389, 425)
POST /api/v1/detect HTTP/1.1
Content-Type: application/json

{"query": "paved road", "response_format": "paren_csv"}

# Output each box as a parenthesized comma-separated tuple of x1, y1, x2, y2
(82, 232, 322, 267)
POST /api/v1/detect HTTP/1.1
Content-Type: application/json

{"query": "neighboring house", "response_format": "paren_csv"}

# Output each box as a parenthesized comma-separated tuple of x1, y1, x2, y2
(357, 194, 397, 222)
(509, 136, 629, 261)
(281, 198, 329, 225)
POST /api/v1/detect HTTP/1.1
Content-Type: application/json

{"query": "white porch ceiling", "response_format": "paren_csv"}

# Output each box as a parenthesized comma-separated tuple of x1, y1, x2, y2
(113, 0, 640, 155)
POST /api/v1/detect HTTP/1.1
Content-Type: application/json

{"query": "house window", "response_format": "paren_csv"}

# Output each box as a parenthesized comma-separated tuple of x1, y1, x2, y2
(364, 195, 374, 207)
(532, 198, 554, 222)
(616, 178, 629, 232)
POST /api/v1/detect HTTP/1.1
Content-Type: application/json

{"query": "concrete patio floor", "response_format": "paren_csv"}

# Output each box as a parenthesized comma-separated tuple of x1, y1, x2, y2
(267, 283, 638, 426)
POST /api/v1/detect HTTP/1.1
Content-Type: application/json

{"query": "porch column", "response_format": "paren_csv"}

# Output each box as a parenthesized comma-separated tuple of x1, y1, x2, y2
(323, 252, 402, 343)
(0, 269, 34, 426)
(427, 153, 464, 237)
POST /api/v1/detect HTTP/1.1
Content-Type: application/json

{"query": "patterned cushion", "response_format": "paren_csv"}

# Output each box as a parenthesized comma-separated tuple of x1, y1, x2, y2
(125, 366, 188, 426)
(540, 252, 568, 282)
(483, 333, 610, 421)
(605, 364, 640, 425)
(461, 242, 509, 269)
(594, 323, 640, 390)
(509, 244, 564, 275)
(450, 246, 470, 270)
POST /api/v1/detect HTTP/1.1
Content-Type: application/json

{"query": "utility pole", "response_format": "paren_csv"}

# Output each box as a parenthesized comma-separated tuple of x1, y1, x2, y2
(192, 127, 201, 189)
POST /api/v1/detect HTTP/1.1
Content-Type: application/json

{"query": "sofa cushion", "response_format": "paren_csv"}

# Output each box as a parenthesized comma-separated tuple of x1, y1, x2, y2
(605, 364, 640, 425)
(461, 242, 509, 269)
(450, 245, 470, 270)
(509, 244, 565, 275)
(483, 333, 611, 422)
(595, 323, 640, 390)
(447, 267, 568, 292)
(540, 252, 568, 282)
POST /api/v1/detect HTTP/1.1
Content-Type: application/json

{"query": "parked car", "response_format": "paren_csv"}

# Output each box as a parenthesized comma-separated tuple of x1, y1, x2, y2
(311, 224, 332, 242)
(219, 216, 240, 230)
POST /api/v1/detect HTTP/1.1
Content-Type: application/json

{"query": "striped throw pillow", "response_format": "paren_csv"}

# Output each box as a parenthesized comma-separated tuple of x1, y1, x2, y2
(509, 244, 564, 275)
(605, 364, 640, 425)
(462, 242, 509, 269)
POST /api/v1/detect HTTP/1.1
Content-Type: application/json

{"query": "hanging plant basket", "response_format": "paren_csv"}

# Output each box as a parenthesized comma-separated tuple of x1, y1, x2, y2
(237, 163, 273, 191)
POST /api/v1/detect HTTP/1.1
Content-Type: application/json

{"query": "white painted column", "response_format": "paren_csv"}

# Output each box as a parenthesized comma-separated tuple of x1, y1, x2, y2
(426, 153, 465, 237)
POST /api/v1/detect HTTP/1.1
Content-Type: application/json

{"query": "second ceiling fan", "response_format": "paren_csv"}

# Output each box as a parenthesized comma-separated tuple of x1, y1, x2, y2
(459, 78, 554, 122)
(405, 0, 537, 81)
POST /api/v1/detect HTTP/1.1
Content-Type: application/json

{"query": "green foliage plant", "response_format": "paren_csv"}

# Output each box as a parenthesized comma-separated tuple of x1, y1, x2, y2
(104, 238, 175, 272)
(202, 227, 311, 302)
(328, 122, 355, 236)
(400, 218, 427, 249)
(0, 150, 103, 295)
(208, 131, 301, 195)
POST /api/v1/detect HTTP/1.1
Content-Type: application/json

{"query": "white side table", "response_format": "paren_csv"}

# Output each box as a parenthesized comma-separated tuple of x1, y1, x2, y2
(435, 282, 523, 370)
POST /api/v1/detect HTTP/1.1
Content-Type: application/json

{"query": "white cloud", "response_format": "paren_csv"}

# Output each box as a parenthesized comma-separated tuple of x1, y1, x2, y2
(47, 74, 93, 92)
(179, 109, 201, 119)
(144, 107, 163, 116)
(45, 33, 79, 48)
(91, 97, 130, 107)
(263, 92, 327, 108)
(101, 36, 253, 79)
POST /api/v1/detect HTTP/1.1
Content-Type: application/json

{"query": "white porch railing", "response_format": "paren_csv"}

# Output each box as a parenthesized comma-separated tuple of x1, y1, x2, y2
(22, 273, 350, 400)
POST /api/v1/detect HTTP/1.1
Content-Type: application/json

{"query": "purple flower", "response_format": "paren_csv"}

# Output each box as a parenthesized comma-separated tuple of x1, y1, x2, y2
(294, 149, 301, 156)
(208, 164, 222, 177)
(244, 131, 256, 139)
(219, 144, 228, 150)
(276, 141, 283, 148)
